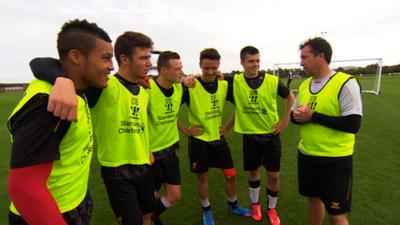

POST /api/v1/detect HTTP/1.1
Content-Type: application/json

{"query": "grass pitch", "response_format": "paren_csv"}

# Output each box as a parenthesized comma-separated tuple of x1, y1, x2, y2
(1, 76, 399, 224)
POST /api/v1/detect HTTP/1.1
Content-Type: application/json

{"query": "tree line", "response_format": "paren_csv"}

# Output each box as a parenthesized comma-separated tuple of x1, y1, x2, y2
(225, 64, 400, 78)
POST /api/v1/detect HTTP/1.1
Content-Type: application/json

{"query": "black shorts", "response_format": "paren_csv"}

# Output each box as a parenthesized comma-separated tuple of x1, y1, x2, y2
(242, 134, 281, 172)
(9, 192, 93, 225)
(101, 164, 155, 225)
(152, 143, 181, 191)
(188, 136, 234, 174)
(298, 151, 352, 215)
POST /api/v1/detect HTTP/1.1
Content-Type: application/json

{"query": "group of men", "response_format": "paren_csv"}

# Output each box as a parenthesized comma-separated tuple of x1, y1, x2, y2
(7, 18, 362, 225)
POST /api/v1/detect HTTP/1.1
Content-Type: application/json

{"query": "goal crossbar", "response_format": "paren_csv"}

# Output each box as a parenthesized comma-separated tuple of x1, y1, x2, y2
(273, 58, 383, 95)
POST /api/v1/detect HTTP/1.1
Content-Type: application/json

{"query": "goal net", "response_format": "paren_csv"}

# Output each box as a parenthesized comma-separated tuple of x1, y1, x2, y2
(273, 58, 383, 95)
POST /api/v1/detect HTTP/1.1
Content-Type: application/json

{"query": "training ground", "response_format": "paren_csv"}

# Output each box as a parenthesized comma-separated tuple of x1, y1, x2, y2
(1, 76, 399, 224)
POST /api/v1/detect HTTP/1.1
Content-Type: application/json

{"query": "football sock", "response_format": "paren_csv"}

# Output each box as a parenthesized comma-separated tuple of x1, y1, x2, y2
(249, 180, 261, 204)
(267, 189, 278, 209)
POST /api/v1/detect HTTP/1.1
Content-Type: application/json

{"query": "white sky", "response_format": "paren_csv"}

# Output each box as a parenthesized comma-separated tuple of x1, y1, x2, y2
(1, 0, 399, 83)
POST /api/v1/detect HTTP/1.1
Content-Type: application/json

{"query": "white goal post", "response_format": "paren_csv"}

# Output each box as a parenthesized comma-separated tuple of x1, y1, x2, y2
(273, 58, 383, 95)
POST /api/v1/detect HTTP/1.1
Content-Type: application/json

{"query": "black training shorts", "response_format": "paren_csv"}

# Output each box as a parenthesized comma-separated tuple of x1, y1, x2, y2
(152, 143, 181, 191)
(9, 192, 93, 225)
(101, 164, 155, 225)
(188, 136, 234, 174)
(242, 134, 281, 172)
(298, 151, 352, 215)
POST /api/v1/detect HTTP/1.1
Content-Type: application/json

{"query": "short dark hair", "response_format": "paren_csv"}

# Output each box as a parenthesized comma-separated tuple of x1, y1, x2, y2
(240, 46, 259, 61)
(57, 19, 111, 61)
(114, 31, 154, 66)
(200, 48, 220, 62)
(157, 51, 180, 72)
(299, 37, 332, 64)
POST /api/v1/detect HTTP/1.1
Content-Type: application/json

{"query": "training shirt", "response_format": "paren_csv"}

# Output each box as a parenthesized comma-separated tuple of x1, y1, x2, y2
(225, 72, 290, 103)
(233, 72, 281, 134)
(147, 79, 183, 152)
(296, 72, 362, 156)
(30, 58, 153, 166)
(8, 93, 71, 168)
(92, 74, 150, 166)
(185, 78, 228, 141)
(292, 71, 363, 116)
(9, 79, 94, 213)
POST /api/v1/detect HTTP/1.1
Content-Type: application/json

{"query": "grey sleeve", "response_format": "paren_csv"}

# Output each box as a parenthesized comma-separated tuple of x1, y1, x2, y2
(339, 79, 363, 116)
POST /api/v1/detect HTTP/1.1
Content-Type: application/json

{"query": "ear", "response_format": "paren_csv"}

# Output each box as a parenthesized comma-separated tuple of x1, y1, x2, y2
(240, 60, 244, 66)
(160, 66, 168, 74)
(317, 52, 325, 61)
(68, 49, 83, 65)
(119, 54, 129, 65)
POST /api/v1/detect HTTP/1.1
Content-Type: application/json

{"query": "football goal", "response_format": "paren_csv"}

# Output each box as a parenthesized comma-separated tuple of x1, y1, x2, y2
(273, 58, 383, 95)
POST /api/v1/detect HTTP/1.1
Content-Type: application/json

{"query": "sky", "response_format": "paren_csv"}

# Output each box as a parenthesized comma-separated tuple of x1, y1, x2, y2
(1, 0, 399, 83)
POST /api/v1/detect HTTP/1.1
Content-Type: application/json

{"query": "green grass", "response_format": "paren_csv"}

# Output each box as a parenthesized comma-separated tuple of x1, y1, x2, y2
(1, 77, 400, 224)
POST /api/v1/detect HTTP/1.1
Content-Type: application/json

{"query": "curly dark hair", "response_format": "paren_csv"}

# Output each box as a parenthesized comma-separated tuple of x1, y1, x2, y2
(57, 19, 111, 61)
(240, 46, 259, 61)
(114, 31, 154, 66)
(200, 48, 221, 62)
(157, 51, 180, 72)
(299, 37, 332, 64)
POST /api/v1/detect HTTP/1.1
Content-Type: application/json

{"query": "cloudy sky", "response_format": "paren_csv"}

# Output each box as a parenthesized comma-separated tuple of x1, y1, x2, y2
(1, 0, 399, 82)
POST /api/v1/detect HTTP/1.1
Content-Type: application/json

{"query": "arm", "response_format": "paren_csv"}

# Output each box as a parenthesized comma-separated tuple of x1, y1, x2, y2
(8, 94, 70, 225)
(30, 57, 78, 121)
(30, 57, 65, 85)
(312, 113, 361, 133)
(177, 120, 204, 136)
(149, 152, 155, 165)
(293, 105, 361, 133)
(182, 74, 198, 88)
(273, 81, 295, 135)
(290, 110, 305, 125)
(30, 57, 103, 120)
(8, 162, 67, 225)
(178, 120, 190, 136)
(49, 77, 78, 121)
(220, 113, 235, 136)
(293, 104, 361, 133)
(225, 76, 235, 104)
(273, 91, 295, 135)
(181, 85, 190, 106)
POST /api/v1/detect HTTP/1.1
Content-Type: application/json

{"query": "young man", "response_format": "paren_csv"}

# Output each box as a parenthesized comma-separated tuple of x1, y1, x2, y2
(232, 46, 295, 225)
(7, 19, 113, 225)
(148, 51, 185, 225)
(292, 37, 362, 225)
(179, 48, 251, 225)
(29, 31, 156, 225)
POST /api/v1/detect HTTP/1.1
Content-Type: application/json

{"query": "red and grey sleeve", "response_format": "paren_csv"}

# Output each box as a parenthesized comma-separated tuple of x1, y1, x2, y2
(8, 162, 67, 225)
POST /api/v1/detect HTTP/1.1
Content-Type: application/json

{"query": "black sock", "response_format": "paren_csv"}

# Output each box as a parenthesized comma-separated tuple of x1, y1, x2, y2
(202, 205, 211, 211)
(249, 180, 261, 188)
(228, 200, 238, 208)
(154, 199, 168, 216)
(267, 189, 278, 197)
(267, 189, 279, 210)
